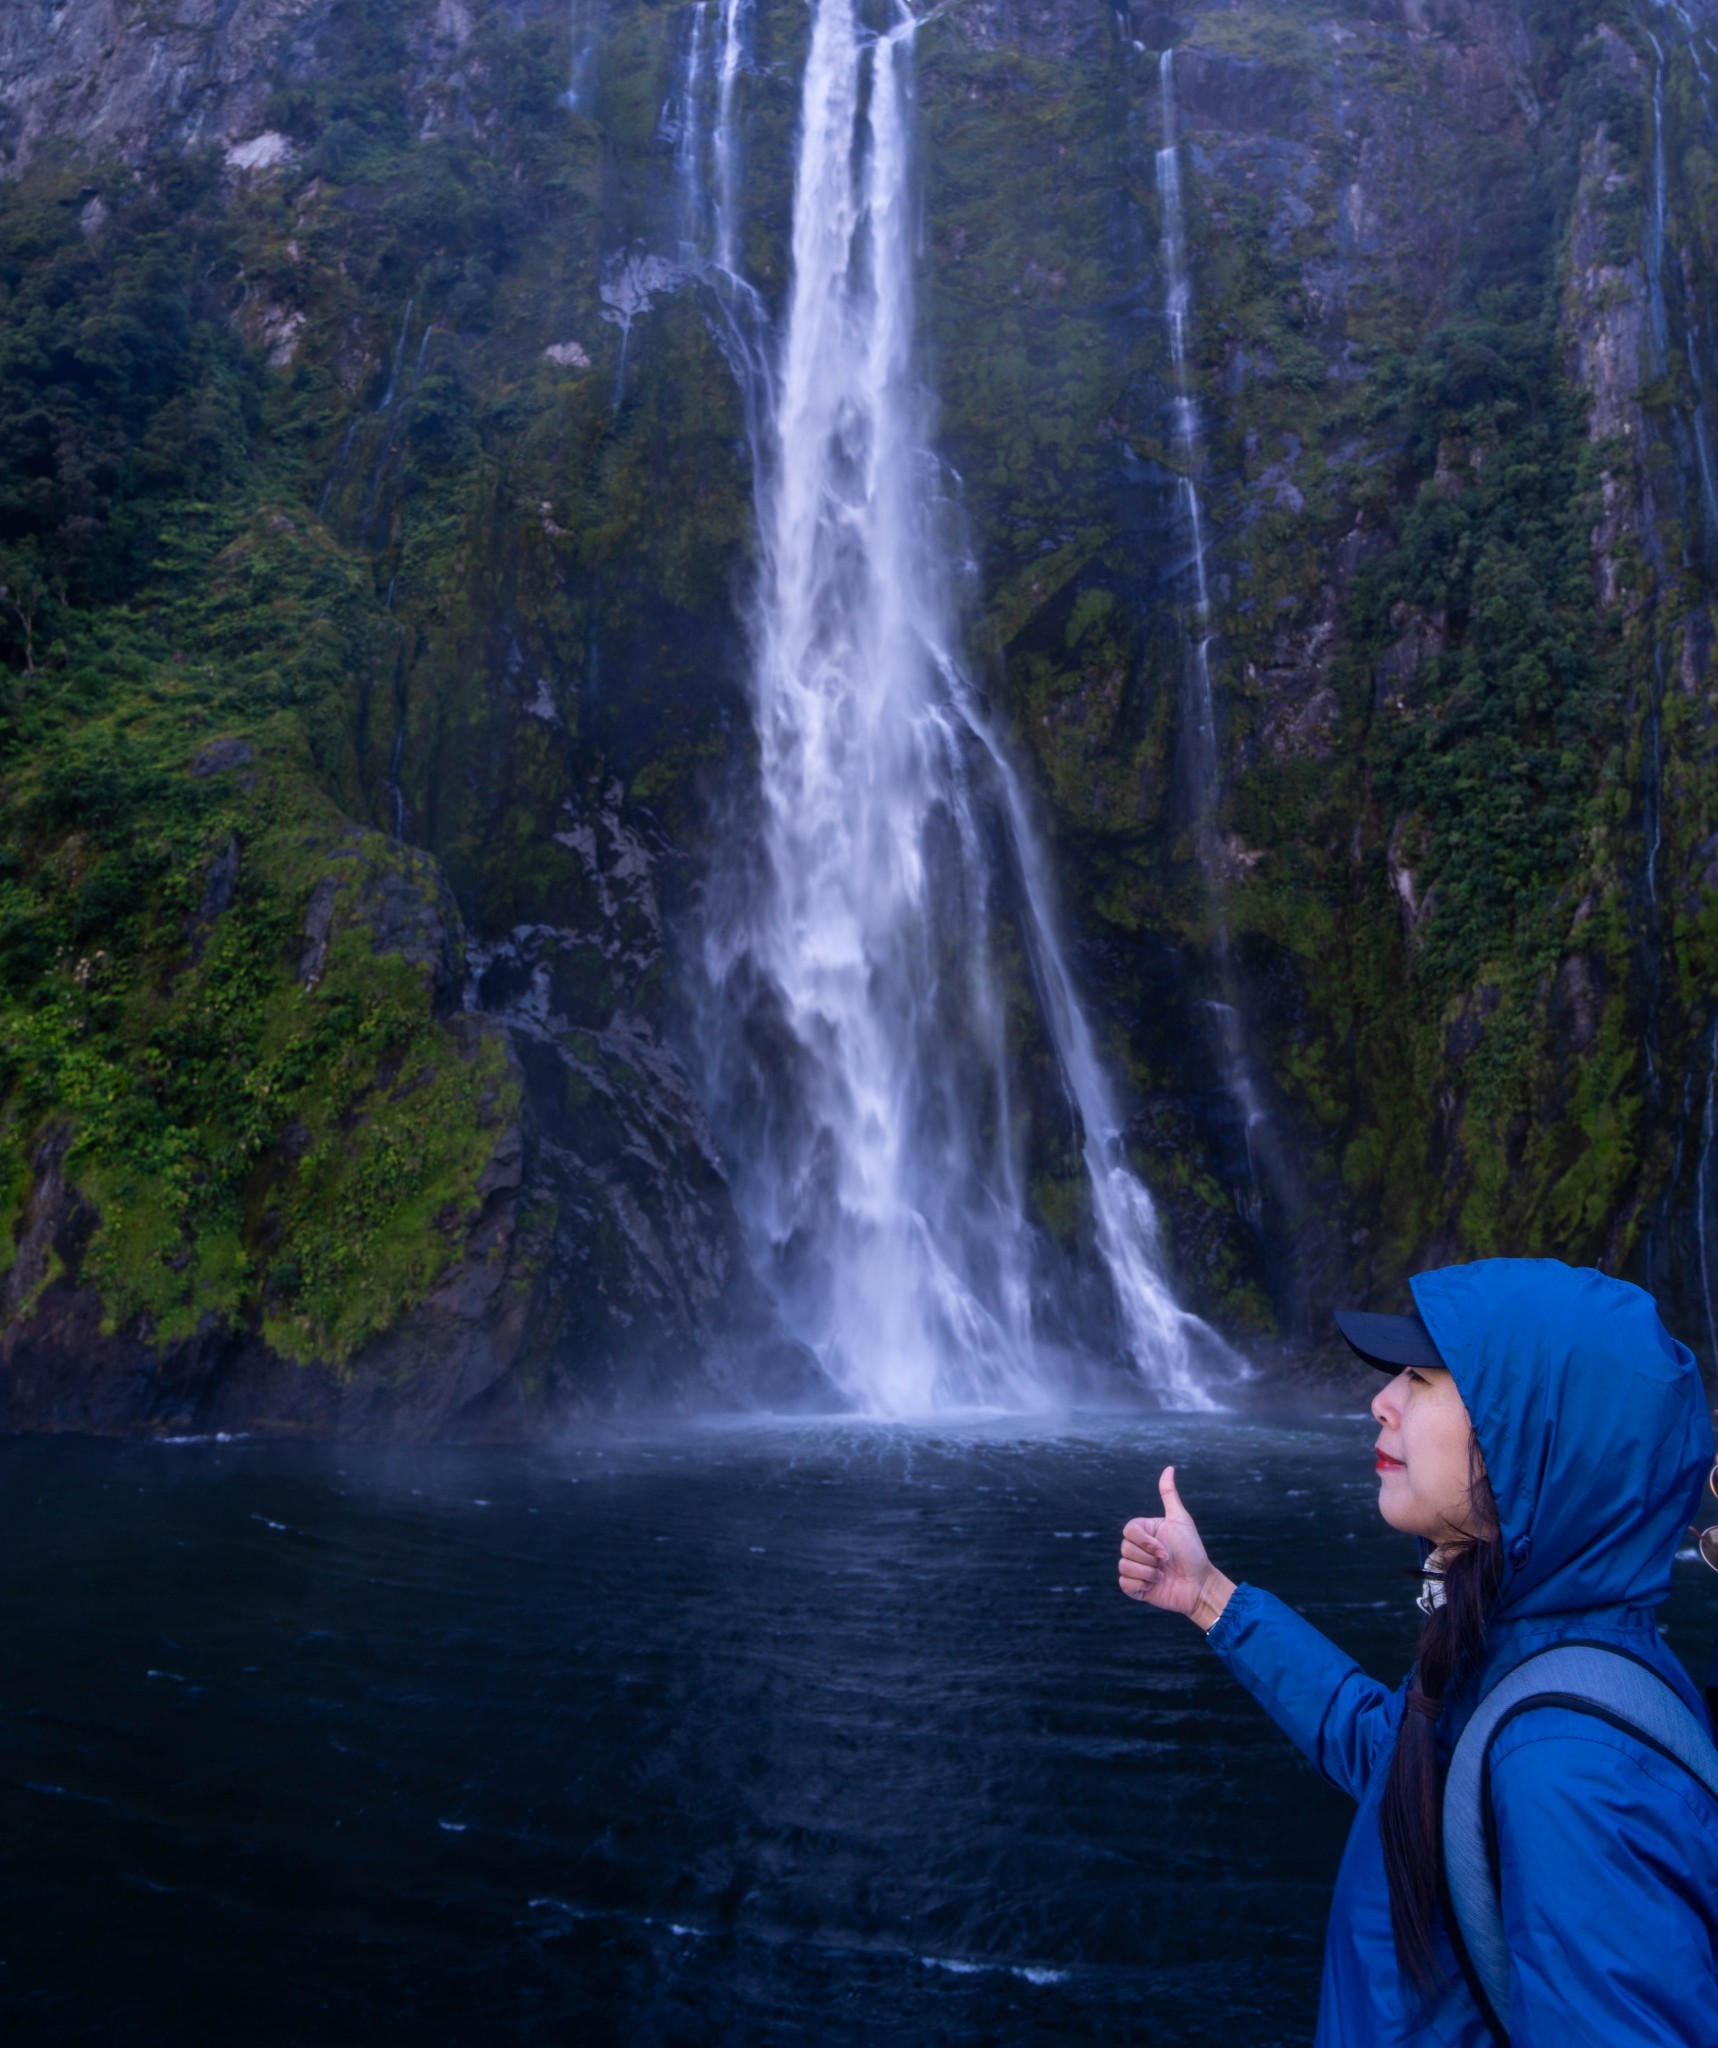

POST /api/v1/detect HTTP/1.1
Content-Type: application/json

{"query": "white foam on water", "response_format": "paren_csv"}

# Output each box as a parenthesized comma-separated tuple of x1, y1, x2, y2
(920, 1955, 1069, 1985)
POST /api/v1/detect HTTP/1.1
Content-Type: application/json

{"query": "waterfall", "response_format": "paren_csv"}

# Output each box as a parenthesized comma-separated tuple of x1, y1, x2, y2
(665, 0, 746, 273)
(316, 418, 358, 519)
(1665, 9, 1718, 562)
(1640, 48, 1668, 957)
(361, 322, 434, 544)
(386, 716, 407, 840)
(1155, 50, 1270, 1231)
(563, 0, 599, 111)
(1646, 33, 1671, 375)
(1647, 8, 1718, 564)
(1697, 1018, 1718, 1364)
(713, 0, 748, 275)
(702, 0, 1223, 1413)
(670, 3, 711, 249)
(1663, 0, 1714, 87)
(379, 296, 414, 413)
(1646, 645, 1665, 913)
(1689, 339, 1718, 561)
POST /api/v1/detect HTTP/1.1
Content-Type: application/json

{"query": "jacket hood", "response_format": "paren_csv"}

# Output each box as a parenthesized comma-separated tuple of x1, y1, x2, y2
(1410, 1259, 1713, 1620)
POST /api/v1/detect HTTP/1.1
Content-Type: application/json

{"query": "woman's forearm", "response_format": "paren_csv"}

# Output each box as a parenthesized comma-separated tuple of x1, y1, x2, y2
(1204, 1585, 1398, 1801)
(1190, 1570, 1237, 1633)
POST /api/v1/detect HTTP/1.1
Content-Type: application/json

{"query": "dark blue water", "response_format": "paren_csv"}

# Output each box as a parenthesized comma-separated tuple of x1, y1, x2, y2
(3, 1413, 1713, 2045)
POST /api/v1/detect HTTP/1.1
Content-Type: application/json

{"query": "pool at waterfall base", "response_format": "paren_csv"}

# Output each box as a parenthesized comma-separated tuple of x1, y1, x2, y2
(4, 1412, 1713, 2043)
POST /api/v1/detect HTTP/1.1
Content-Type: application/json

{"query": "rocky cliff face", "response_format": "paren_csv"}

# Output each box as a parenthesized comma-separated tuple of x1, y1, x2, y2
(0, 0, 328, 170)
(2, 0, 1714, 1432)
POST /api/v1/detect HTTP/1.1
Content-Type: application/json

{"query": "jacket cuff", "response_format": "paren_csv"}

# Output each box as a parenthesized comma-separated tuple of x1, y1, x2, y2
(1203, 1579, 1257, 1654)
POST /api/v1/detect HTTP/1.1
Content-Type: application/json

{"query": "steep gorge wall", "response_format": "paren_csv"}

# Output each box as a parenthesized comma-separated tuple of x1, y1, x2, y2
(0, 0, 1713, 1431)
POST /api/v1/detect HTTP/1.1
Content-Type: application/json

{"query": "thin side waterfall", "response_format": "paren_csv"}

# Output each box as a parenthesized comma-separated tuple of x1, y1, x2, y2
(667, 0, 749, 281)
(703, 0, 1222, 1412)
(563, 0, 598, 111)
(314, 296, 411, 525)
(387, 715, 407, 840)
(1663, 0, 1713, 87)
(1651, 8, 1718, 563)
(1646, 645, 1665, 912)
(362, 322, 435, 544)
(1669, 14, 1718, 560)
(1688, 336, 1718, 561)
(1155, 50, 1269, 1230)
(671, 2, 710, 248)
(713, 0, 749, 275)
(1642, 46, 1667, 938)
(379, 296, 414, 413)
(1646, 33, 1669, 375)
(1697, 1017, 1718, 1363)
(317, 418, 358, 519)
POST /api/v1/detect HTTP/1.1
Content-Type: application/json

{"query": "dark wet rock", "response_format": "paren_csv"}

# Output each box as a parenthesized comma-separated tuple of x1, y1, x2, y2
(189, 737, 255, 778)
(0, 1104, 541, 1443)
(948, 0, 1107, 61)
(187, 833, 243, 961)
(1373, 604, 1448, 713)
(298, 874, 338, 990)
(360, 856, 464, 1016)
(1173, 46, 1313, 142)
(200, 836, 242, 922)
(1549, 953, 1603, 1059)
(460, 776, 816, 1413)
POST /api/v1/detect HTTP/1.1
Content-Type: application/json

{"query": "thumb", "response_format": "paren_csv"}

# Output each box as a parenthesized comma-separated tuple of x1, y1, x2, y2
(1159, 1464, 1189, 1521)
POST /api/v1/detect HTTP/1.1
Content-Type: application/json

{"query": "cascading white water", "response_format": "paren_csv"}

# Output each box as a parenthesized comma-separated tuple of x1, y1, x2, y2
(713, 0, 748, 274)
(1155, 50, 1269, 1230)
(664, 0, 749, 275)
(671, 4, 710, 248)
(702, 0, 1222, 1412)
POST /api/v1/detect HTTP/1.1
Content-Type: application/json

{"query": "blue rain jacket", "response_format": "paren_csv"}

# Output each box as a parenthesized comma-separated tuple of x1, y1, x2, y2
(1207, 1260, 1718, 2046)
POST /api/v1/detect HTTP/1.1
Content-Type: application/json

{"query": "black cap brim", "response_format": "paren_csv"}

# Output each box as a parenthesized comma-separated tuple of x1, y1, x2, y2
(1334, 1307, 1447, 1373)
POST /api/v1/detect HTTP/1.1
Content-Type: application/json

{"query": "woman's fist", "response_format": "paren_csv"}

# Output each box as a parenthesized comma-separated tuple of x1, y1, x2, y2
(1118, 1466, 1235, 1632)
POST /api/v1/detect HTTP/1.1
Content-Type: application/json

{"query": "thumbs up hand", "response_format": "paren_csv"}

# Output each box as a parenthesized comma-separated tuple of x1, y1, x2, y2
(1118, 1466, 1236, 1633)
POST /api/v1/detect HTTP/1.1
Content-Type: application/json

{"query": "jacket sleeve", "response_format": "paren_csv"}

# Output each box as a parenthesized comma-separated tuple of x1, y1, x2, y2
(1205, 1582, 1401, 1802)
(1490, 1706, 1718, 2048)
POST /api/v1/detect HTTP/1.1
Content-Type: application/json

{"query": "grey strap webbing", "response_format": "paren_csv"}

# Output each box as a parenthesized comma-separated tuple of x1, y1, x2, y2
(1442, 1643, 1718, 2043)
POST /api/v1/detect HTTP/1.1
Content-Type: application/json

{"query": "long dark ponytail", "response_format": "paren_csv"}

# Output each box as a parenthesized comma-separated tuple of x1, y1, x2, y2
(1378, 1439, 1505, 1992)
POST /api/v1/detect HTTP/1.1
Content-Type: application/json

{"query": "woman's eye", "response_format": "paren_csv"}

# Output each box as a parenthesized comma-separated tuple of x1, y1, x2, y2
(1405, 1369, 1426, 1385)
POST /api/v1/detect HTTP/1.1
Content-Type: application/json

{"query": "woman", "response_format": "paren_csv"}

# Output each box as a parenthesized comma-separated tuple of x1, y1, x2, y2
(1119, 1258, 1718, 2046)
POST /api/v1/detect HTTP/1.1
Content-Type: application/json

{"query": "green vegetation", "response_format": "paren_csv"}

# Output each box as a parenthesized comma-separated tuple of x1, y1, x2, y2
(0, 151, 262, 664)
(0, 133, 525, 1363)
(1352, 308, 1618, 993)
(0, 516, 516, 1359)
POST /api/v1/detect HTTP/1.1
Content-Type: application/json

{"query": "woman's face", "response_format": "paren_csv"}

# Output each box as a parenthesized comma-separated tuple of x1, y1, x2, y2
(1370, 1365, 1487, 1544)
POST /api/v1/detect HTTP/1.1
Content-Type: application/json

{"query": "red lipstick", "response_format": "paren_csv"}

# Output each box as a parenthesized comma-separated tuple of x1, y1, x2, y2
(1375, 1449, 1405, 1472)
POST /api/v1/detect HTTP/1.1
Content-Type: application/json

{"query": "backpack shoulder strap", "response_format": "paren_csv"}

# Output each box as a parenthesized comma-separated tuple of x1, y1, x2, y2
(1443, 1641, 1718, 2045)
